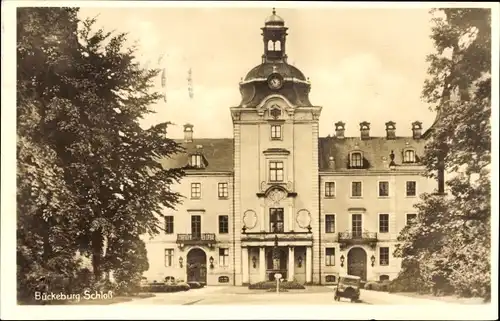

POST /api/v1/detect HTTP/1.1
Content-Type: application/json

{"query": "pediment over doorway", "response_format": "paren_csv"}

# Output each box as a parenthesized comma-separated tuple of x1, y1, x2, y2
(256, 184, 297, 199)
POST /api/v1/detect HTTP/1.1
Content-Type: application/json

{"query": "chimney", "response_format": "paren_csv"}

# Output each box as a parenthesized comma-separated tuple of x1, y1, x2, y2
(412, 121, 423, 139)
(334, 121, 345, 139)
(183, 123, 194, 143)
(360, 121, 370, 140)
(385, 121, 396, 140)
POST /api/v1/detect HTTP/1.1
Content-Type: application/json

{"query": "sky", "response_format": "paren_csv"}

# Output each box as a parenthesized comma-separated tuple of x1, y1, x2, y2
(77, 6, 438, 139)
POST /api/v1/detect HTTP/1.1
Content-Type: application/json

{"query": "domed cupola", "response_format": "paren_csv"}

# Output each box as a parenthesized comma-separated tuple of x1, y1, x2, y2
(238, 8, 312, 108)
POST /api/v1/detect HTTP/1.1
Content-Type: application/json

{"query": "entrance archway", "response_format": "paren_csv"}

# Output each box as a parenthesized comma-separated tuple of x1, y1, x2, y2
(347, 247, 367, 281)
(186, 248, 207, 284)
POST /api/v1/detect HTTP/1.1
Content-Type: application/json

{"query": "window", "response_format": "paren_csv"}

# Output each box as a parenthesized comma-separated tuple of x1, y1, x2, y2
(406, 181, 416, 197)
(350, 152, 363, 168)
(325, 248, 335, 266)
(351, 181, 362, 197)
(406, 213, 417, 225)
(271, 125, 282, 140)
(352, 214, 362, 237)
(379, 214, 389, 233)
(190, 154, 203, 168)
(218, 276, 230, 283)
(164, 249, 174, 267)
(269, 161, 284, 182)
(274, 40, 282, 51)
(325, 214, 335, 233)
(379, 274, 390, 282)
(325, 275, 336, 283)
(218, 182, 228, 199)
(267, 40, 274, 51)
(219, 248, 229, 267)
(379, 247, 389, 266)
(378, 181, 389, 197)
(219, 215, 229, 234)
(403, 149, 416, 163)
(325, 182, 335, 198)
(191, 182, 201, 199)
(191, 215, 201, 238)
(269, 208, 284, 232)
(165, 216, 174, 234)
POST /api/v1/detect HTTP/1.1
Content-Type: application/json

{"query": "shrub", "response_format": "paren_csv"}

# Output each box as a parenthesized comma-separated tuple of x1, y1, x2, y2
(147, 282, 190, 293)
(248, 280, 305, 290)
(364, 281, 376, 290)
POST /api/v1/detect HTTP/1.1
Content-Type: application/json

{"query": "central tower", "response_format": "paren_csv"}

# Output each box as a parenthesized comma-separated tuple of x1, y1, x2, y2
(231, 9, 323, 286)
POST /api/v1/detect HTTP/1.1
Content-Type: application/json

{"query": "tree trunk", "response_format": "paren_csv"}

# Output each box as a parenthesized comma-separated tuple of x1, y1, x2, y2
(91, 230, 103, 281)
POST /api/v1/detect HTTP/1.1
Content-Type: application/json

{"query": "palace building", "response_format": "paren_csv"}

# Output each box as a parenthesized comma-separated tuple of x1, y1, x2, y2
(143, 9, 437, 286)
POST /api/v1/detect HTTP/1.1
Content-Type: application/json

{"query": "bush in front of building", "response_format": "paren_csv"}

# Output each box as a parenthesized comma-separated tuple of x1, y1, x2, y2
(248, 280, 305, 290)
(146, 281, 190, 293)
(364, 280, 391, 292)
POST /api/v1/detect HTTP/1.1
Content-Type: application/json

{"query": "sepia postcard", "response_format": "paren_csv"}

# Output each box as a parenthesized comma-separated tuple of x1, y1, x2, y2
(1, 1, 499, 320)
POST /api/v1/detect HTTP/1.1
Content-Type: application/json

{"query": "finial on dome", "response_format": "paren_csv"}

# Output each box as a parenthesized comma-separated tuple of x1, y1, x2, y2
(272, 8, 276, 15)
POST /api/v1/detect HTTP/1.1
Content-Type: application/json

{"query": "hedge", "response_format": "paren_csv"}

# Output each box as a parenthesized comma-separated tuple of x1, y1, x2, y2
(145, 282, 190, 293)
(248, 280, 305, 290)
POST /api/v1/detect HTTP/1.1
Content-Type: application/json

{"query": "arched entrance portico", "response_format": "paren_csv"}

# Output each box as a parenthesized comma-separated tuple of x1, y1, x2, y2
(347, 247, 367, 281)
(186, 248, 207, 284)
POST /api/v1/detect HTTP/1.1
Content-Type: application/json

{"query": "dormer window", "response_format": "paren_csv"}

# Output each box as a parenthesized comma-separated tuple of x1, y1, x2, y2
(403, 149, 416, 163)
(349, 152, 363, 168)
(189, 154, 204, 168)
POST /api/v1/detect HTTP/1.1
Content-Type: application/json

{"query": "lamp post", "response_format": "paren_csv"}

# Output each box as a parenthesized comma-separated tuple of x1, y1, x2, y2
(179, 257, 183, 268)
(209, 256, 214, 269)
(272, 224, 282, 293)
(371, 255, 376, 267)
(340, 255, 345, 267)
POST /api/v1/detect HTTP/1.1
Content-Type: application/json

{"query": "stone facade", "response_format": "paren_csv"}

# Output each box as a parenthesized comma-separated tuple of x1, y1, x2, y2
(142, 9, 436, 286)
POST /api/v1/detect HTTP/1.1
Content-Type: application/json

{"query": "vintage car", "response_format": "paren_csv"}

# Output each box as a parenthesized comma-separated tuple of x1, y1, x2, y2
(333, 274, 361, 302)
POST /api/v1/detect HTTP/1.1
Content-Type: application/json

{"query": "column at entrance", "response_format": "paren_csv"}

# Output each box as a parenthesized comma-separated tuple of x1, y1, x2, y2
(259, 247, 266, 281)
(288, 247, 295, 281)
(242, 247, 249, 284)
(288, 205, 294, 231)
(306, 246, 312, 283)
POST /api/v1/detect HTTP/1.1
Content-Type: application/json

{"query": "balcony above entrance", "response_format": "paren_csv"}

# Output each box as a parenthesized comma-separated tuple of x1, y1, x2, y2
(241, 231, 312, 247)
(338, 231, 378, 250)
(176, 233, 217, 249)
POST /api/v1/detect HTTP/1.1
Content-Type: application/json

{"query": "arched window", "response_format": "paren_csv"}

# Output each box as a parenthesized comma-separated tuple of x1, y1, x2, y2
(274, 40, 281, 51)
(350, 152, 363, 168)
(403, 149, 416, 163)
(379, 274, 390, 282)
(268, 40, 274, 51)
(325, 275, 336, 283)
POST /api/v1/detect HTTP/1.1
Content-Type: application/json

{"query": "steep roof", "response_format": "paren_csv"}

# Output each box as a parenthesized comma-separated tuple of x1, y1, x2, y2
(158, 139, 234, 172)
(157, 136, 426, 173)
(318, 136, 427, 172)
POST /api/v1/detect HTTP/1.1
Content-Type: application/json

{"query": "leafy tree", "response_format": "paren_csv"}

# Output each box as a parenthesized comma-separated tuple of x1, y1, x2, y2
(393, 8, 491, 300)
(17, 7, 83, 303)
(17, 7, 185, 301)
